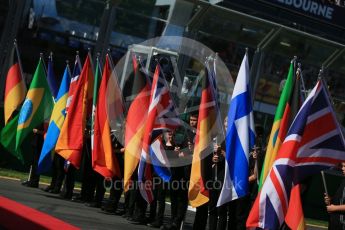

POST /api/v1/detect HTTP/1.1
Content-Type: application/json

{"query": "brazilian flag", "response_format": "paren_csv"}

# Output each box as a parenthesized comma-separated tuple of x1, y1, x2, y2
(16, 58, 53, 149)
(0, 114, 24, 163)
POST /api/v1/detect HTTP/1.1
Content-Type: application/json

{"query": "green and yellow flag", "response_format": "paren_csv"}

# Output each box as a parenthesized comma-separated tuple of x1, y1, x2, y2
(0, 114, 23, 163)
(16, 58, 53, 149)
(258, 62, 294, 189)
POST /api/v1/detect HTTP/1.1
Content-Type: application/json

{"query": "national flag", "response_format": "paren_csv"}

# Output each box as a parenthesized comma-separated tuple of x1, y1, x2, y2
(123, 55, 151, 192)
(92, 55, 121, 178)
(138, 63, 180, 203)
(246, 79, 345, 229)
(0, 114, 23, 162)
(280, 67, 305, 230)
(91, 56, 102, 151)
(259, 62, 295, 188)
(37, 64, 71, 173)
(285, 184, 305, 230)
(47, 54, 59, 99)
(66, 55, 82, 111)
(3, 43, 26, 125)
(55, 54, 94, 168)
(16, 58, 54, 149)
(217, 52, 255, 206)
(188, 64, 221, 208)
(150, 137, 171, 182)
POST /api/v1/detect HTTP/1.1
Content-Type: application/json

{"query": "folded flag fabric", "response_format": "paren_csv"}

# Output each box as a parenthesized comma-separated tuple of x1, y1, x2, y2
(38, 65, 71, 173)
(217, 52, 255, 206)
(16, 58, 53, 149)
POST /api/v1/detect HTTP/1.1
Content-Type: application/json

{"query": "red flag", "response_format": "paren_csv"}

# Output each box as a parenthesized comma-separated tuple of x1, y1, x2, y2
(188, 68, 216, 207)
(123, 55, 151, 192)
(138, 63, 180, 203)
(55, 54, 94, 168)
(4, 44, 26, 124)
(285, 185, 305, 230)
(92, 55, 121, 178)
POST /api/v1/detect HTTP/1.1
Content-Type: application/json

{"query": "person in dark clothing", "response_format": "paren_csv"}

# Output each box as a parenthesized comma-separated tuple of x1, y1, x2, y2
(162, 113, 197, 230)
(42, 153, 65, 193)
(228, 124, 266, 230)
(147, 131, 173, 228)
(22, 125, 45, 188)
(209, 117, 227, 230)
(60, 162, 75, 199)
(102, 136, 125, 214)
(128, 171, 148, 224)
(248, 125, 266, 207)
(324, 162, 345, 230)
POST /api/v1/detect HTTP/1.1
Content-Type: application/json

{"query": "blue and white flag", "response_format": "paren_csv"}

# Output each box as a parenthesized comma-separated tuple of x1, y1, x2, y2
(38, 65, 70, 173)
(217, 52, 255, 206)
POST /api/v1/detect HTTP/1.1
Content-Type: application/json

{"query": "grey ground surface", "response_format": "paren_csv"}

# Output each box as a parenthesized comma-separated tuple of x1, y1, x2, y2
(0, 177, 325, 229)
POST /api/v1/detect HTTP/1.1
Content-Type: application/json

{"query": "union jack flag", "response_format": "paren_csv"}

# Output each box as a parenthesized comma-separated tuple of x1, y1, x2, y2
(138, 63, 180, 203)
(247, 79, 345, 229)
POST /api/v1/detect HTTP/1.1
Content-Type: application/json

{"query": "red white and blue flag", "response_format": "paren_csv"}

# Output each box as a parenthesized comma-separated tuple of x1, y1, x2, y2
(138, 63, 180, 203)
(246, 79, 345, 229)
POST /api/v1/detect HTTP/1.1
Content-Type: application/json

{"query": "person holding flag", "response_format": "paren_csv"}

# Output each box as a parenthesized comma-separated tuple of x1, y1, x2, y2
(16, 54, 54, 187)
(38, 62, 71, 193)
(246, 78, 345, 229)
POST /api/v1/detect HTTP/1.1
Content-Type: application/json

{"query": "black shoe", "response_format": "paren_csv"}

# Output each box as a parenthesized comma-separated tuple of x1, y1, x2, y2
(147, 220, 162, 228)
(130, 216, 147, 225)
(71, 195, 84, 203)
(22, 181, 39, 188)
(49, 188, 60, 194)
(85, 202, 101, 208)
(115, 210, 125, 216)
(103, 206, 116, 213)
(41, 186, 52, 192)
(161, 223, 177, 230)
(60, 192, 72, 200)
(21, 181, 29, 186)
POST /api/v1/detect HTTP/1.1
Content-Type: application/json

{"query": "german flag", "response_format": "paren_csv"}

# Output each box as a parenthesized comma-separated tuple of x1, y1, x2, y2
(55, 54, 94, 168)
(188, 68, 215, 208)
(92, 55, 121, 178)
(4, 44, 26, 125)
(123, 55, 150, 192)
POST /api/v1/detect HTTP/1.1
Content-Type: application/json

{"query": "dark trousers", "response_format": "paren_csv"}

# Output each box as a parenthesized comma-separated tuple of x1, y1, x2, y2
(149, 178, 167, 223)
(93, 172, 106, 203)
(49, 153, 65, 191)
(134, 189, 148, 219)
(170, 180, 188, 228)
(209, 188, 228, 230)
(228, 195, 250, 230)
(106, 176, 123, 210)
(79, 141, 94, 202)
(62, 164, 76, 199)
(28, 140, 43, 184)
(193, 203, 209, 230)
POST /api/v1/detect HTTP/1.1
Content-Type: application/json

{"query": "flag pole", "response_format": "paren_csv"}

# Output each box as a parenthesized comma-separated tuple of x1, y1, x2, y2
(321, 171, 329, 199)
(75, 50, 81, 70)
(298, 63, 308, 99)
(66, 59, 71, 77)
(13, 39, 26, 85)
(39, 52, 48, 76)
(88, 47, 95, 76)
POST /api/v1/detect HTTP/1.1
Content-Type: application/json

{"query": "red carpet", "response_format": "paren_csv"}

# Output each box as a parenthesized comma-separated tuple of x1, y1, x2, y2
(0, 196, 79, 230)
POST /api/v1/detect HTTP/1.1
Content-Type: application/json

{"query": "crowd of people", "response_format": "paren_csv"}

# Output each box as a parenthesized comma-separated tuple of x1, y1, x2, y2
(19, 112, 268, 230)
